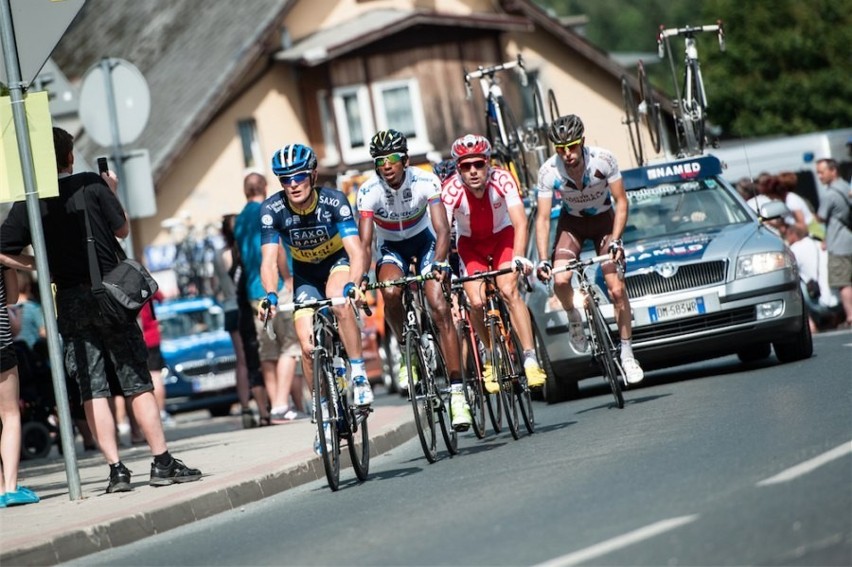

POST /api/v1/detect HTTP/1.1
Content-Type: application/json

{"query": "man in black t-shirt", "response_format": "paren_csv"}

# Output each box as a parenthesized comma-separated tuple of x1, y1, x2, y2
(0, 128, 202, 494)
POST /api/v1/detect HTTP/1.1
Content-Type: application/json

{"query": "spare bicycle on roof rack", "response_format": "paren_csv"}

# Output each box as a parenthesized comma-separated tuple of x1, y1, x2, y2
(656, 20, 726, 158)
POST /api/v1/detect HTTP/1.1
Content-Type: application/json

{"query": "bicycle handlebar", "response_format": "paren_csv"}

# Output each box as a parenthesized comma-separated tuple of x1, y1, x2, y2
(278, 295, 371, 317)
(364, 271, 436, 290)
(463, 53, 527, 90)
(453, 259, 531, 287)
(548, 254, 612, 275)
(657, 20, 725, 57)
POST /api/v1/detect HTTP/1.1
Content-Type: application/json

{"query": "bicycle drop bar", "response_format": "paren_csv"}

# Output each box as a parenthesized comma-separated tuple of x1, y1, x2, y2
(278, 296, 351, 313)
(548, 253, 612, 275)
(463, 53, 525, 84)
(658, 21, 723, 40)
(365, 271, 436, 290)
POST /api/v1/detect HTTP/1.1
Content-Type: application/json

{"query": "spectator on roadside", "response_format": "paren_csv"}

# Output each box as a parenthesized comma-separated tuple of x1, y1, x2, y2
(816, 158, 852, 328)
(775, 171, 814, 233)
(0, 252, 40, 507)
(139, 291, 175, 428)
(0, 127, 202, 494)
(737, 176, 771, 214)
(783, 224, 839, 332)
(12, 271, 44, 350)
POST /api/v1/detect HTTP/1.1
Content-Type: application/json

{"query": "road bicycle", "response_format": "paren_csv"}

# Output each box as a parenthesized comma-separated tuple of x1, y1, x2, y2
(657, 21, 725, 156)
(366, 273, 457, 463)
(449, 280, 491, 439)
(464, 54, 534, 196)
(549, 254, 626, 408)
(621, 60, 664, 167)
(277, 296, 371, 491)
(455, 260, 535, 439)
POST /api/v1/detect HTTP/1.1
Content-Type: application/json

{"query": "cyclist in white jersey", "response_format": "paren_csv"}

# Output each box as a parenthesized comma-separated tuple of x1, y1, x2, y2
(534, 115, 644, 384)
(442, 134, 547, 393)
(357, 130, 469, 431)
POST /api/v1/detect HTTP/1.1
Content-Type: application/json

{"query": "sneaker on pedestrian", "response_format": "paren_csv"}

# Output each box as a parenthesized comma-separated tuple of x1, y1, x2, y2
(3, 486, 40, 506)
(149, 457, 202, 486)
(523, 361, 547, 388)
(450, 388, 472, 432)
(313, 422, 334, 456)
(106, 463, 132, 494)
(482, 362, 498, 394)
(270, 406, 304, 423)
(622, 357, 644, 385)
(352, 375, 374, 406)
(567, 308, 589, 352)
(241, 407, 257, 429)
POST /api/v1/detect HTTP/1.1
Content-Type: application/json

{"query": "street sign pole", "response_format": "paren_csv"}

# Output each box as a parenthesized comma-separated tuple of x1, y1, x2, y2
(0, 0, 82, 500)
(100, 57, 134, 258)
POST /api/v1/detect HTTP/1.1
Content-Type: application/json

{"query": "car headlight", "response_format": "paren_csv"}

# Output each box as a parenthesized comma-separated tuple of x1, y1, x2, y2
(735, 251, 791, 278)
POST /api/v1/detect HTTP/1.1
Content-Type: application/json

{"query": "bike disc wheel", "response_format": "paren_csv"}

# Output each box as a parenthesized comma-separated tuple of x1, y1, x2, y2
(433, 344, 458, 456)
(491, 319, 520, 440)
(313, 348, 340, 491)
(621, 76, 644, 166)
(347, 405, 370, 481)
(407, 331, 438, 463)
(458, 321, 487, 439)
(588, 306, 624, 409)
(637, 61, 662, 154)
(509, 326, 535, 435)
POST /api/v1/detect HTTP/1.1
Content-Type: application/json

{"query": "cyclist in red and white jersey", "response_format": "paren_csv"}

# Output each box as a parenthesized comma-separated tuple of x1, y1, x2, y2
(358, 130, 469, 431)
(534, 114, 644, 384)
(442, 134, 546, 393)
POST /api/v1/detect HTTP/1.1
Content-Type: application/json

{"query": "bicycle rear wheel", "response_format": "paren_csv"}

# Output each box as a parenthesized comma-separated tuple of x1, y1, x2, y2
(491, 319, 520, 440)
(621, 76, 644, 166)
(347, 405, 370, 481)
(637, 61, 662, 154)
(587, 304, 624, 409)
(406, 330, 438, 463)
(458, 320, 487, 439)
(313, 348, 341, 490)
(508, 325, 534, 435)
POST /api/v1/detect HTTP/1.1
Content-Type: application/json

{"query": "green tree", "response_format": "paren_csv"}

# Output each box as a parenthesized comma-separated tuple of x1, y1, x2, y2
(701, 0, 852, 137)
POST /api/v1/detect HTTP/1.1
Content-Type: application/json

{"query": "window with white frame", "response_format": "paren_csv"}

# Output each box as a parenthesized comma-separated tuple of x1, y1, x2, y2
(329, 78, 432, 165)
(237, 118, 262, 169)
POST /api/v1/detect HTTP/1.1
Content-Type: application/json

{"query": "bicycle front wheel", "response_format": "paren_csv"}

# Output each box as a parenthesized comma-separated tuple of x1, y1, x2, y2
(432, 341, 458, 456)
(458, 321, 486, 439)
(406, 331, 438, 463)
(508, 325, 534, 435)
(347, 405, 370, 481)
(587, 304, 624, 409)
(313, 348, 341, 491)
(490, 319, 520, 440)
(621, 76, 643, 166)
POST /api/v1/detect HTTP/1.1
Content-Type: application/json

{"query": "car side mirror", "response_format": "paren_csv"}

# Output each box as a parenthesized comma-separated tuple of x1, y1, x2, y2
(758, 200, 790, 222)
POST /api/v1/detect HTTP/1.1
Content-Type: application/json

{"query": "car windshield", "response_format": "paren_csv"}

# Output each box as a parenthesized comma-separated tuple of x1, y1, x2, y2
(623, 178, 751, 244)
(159, 306, 225, 340)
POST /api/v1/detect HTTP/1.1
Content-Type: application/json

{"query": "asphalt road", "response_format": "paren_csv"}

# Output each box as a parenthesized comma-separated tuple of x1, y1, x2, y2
(69, 331, 852, 566)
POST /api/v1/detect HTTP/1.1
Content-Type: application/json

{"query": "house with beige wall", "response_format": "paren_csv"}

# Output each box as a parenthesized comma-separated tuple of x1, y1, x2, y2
(48, 0, 663, 260)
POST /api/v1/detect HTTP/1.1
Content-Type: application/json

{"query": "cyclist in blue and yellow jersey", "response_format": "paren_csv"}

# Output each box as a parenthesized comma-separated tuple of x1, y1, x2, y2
(442, 134, 547, 394)
(534, 114, 644, 384)
(357, 129, 470, 432)
(258, 144, 373, 452)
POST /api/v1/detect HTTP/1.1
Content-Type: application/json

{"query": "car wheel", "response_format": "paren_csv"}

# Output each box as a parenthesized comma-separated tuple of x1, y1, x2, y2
(21, 421, 53, 460)
(737, 342, 772, 363)
(773, 312, 814, 363)
(381, 330, 401, 394)
(208, 403, 234, 417)
(531, 314, 578, 404)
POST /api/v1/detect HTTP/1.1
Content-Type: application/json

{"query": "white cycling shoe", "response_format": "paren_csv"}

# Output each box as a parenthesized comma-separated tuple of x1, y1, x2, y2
(621, 357, 645, 384)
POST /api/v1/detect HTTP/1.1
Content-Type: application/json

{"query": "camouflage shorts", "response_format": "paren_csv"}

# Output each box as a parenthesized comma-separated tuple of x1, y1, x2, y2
(56, 288, 153, 401)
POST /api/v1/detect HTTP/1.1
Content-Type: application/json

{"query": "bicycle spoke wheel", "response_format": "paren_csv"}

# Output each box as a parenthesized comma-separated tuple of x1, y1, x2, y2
(433, 343, 458, 456)
(407, 331, 438, 463)
(531, 87, 553, 157)
(491, 319, 519, 440)
(313, 348, 340, 491)
(499, 101, 533, 196)
(458, 321, 486, 439)
(509, 326, 534, 435)
(621, 76, 644, 166)
(547, 88, 560, 123)
(485, 369, 503, 434)
(637, 61, 662, 154)
(347, 405, 370, 481)
(588, 305, 624, 409)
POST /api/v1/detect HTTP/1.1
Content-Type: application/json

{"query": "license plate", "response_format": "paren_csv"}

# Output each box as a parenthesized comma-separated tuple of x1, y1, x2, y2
(649, 297, 706, 323)
(192, 371, 236, 393)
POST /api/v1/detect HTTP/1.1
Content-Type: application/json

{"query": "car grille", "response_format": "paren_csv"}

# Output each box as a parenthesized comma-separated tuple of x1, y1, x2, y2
(626, 260, 727, 298)
(177, 355, 237, 377)
(633, 306, 756, 342)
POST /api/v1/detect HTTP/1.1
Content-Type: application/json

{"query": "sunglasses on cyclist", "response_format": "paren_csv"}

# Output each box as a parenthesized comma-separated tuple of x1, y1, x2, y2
(278, 171, 311, 185)
(554, 139, 583, 151)
(374, 153, 405, 167)
(458, 160, 487, 172)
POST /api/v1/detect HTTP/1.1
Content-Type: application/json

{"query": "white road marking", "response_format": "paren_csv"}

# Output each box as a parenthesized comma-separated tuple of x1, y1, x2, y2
(757, 440, 852, 486)
(535, 515, 699, 567)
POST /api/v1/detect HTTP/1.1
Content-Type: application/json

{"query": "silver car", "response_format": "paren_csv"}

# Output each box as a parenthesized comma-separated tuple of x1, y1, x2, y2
(527, 155, 813, 403)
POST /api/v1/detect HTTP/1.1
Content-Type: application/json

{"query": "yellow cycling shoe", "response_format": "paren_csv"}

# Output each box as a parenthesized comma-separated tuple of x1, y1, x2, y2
(482, 362, 499, 394)
(524, 362, 547, 388)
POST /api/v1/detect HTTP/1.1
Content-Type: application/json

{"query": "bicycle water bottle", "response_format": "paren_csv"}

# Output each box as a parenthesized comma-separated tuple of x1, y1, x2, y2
(421, 333, 437, 372)
(332, 356, 347, 392)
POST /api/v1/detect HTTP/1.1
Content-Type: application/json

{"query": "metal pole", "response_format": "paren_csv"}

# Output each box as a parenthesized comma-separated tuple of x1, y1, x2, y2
(100, 57, 134, 258)
(0, 0, 82, 500)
